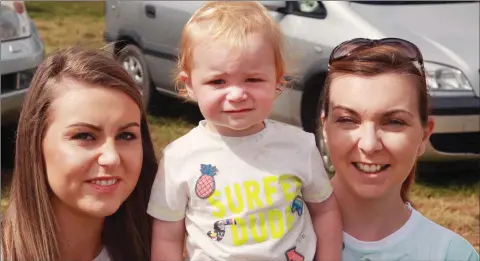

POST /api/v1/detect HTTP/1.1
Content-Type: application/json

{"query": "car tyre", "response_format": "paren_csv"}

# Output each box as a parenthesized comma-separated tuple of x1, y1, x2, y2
(301, 73, 335, 174)
(116, 44, 153, 110)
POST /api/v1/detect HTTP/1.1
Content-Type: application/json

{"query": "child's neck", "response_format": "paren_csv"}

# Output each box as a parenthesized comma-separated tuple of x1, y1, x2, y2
(205, 120, 266, 137)
(331, 176, 411, 242)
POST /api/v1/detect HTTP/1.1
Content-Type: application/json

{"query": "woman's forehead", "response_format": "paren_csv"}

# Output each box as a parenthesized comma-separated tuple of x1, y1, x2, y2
(329, 73, 419, 115)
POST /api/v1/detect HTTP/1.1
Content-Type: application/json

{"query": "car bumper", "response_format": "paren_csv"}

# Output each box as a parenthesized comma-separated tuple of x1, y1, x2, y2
(421, 95, 480, 161)
(1, 88, 28, 120)
(1, 19, 45, 124)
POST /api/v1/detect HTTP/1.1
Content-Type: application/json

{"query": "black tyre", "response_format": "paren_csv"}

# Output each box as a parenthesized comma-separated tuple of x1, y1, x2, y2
(116, 44, 153, 110)
(301, 73, 335, 174)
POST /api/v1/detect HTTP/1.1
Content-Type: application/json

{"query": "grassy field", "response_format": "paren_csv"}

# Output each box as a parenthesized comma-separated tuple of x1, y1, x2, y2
(1, 1, 478, 251)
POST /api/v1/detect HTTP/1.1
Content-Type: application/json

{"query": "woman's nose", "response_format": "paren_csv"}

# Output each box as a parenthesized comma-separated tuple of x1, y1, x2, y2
(357, 123, 383, 155)
(97, 140, 120, 168)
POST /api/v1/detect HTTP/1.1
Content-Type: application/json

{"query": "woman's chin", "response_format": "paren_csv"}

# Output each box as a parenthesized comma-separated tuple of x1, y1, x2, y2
(79, 202, 122, 218)
(352, 184, 388, 200)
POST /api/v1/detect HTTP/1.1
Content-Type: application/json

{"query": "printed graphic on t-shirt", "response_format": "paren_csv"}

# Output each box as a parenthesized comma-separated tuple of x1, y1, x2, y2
(291, 195, 304, 216)
(195, 164, 218, 199)
(204, 173, 307, 250)
(285, 246, 305, 261)
(207, 218, 237, 241)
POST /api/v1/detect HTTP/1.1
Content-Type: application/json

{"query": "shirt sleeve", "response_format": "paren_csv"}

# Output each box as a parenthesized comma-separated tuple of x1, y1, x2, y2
(302, 137, 333, 203)
(147, 149, 189, 221)
(445, 235, 480, 261)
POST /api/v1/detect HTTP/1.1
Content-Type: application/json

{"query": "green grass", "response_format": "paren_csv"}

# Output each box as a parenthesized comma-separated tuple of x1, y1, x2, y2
(25, 1, 106, 54)
(147, 116, 195, 157)
(1, 195, 8, 213)
(2, 1, 478, 252)
(26, 1, 105, 20)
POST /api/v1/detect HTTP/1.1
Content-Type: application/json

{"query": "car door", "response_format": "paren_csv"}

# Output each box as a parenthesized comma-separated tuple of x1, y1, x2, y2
(263, 1, 334, 126)
(138, 1, 205, 94)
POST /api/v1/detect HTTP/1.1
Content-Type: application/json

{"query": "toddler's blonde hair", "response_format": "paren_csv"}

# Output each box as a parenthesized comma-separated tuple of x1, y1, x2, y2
(175, 1, 287, 96)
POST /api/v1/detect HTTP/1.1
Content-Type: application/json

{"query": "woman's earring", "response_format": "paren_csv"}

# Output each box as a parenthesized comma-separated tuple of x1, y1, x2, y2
(275, 87, 282, 97)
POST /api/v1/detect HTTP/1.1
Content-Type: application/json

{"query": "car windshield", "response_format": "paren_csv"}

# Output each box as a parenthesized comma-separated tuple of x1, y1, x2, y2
(351, 1, 476, 4)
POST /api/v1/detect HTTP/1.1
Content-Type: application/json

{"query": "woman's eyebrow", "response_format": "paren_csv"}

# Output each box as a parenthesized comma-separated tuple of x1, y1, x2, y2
(119, 122, 140, 131)
(383, 109, 414, 117)
(66, 122, 140, 131)
(67, 122, 101, 131)
(332, 105, 359, 116)
(332, 105, 414, 117)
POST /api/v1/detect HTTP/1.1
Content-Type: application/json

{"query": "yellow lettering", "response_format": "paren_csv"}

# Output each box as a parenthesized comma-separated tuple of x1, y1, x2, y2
(284, 205, 295, 231)
(267, 209, 285, 239)
(263, 176, 278, 206)
(231, 217, 248, 246)
(225, 183, 244, 214)
(243, 180, 264, 210)
(250, 212, 268, 243)
(279, 174, 302, 201)
(207, 190, 225, 218)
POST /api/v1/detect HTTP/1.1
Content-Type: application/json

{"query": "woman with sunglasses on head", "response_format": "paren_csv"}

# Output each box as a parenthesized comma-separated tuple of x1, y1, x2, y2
(319, 38, 479, 261)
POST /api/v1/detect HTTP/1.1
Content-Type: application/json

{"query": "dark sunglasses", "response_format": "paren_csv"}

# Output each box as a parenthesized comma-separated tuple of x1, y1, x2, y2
(329, 37, 424, 72)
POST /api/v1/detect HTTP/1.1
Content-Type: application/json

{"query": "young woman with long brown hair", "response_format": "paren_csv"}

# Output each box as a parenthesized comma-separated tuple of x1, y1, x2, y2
(1, 46, 158, 261)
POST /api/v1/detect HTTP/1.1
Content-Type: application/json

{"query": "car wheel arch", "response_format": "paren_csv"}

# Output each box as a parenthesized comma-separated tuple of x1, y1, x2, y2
(299, 63, 335, 174)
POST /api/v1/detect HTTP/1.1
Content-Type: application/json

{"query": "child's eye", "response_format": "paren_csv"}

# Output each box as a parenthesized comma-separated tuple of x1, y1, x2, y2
(208, 79, 226, 85)
(117, 132, 137, 141)
(246, 78, 263, 83)
(71, 132, 95, 141)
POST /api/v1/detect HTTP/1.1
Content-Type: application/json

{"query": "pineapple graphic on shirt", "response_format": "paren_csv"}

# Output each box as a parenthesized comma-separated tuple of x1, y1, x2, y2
(195, 164, 218, 199)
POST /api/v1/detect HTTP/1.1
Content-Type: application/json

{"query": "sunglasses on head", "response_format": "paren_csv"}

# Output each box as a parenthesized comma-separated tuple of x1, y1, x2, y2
(329, 37, 424, 72)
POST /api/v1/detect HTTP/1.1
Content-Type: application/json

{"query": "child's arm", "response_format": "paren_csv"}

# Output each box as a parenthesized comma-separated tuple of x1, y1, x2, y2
(302, 136, 343, 261)
(151, 218, 185, 261)
(147, 151, 188, 261)
(307, 194, 343, 261)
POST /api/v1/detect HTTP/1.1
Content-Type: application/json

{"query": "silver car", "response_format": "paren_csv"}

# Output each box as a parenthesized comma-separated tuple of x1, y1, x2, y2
(1, 0, 45, 124)
(1, 1, 45, 168)
(104, 1, 479, 169)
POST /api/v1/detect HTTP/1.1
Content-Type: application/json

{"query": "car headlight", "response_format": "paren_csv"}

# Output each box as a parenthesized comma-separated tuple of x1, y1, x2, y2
(424, 61, 473, 93)
(0, 1, 31, 42)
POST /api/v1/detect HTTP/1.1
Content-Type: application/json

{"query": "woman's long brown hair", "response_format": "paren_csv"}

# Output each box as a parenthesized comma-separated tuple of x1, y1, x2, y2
(321, 45, 430, 204)
(1, 46, 158, 261)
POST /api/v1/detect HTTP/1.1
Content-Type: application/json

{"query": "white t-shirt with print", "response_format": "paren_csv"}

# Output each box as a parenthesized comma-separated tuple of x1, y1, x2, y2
(147, 120, 333, 261)
(342, 204, 479, 261)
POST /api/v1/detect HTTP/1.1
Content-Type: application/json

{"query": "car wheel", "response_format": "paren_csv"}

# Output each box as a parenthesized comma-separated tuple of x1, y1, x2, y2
(301, 73, 335, 174)
(317, 127, 335, 174)
(116, 44, 152, 110)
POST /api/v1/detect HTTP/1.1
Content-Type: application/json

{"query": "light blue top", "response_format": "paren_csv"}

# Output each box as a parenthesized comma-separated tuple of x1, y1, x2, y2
(342, 205, 479, 261)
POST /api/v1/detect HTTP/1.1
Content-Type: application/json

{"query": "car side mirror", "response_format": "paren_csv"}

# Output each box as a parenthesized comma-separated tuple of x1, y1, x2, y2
(260, 1, 288, 11)
(287, 1, 327, 19)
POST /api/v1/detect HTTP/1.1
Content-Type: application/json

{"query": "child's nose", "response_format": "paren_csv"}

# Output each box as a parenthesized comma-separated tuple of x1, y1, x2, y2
(226, 85, 247, 102)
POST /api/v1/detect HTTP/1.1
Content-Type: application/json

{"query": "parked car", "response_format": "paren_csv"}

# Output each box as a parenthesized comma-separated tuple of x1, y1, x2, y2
(104, 1, 479, 170)
(1, 0, 45, 168)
